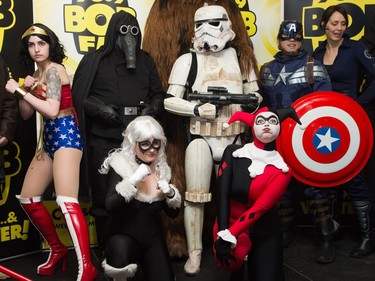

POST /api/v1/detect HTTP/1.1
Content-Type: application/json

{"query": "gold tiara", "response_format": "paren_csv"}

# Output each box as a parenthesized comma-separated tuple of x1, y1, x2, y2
(21, 26, 48, 39)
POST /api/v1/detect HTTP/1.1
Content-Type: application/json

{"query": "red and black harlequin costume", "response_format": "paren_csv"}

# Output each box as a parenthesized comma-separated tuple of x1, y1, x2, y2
(213, 107, 301, 280)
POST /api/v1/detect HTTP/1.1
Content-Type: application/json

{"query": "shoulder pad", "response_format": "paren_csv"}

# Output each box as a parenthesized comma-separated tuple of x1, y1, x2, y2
(313, 64, 330, 80)
(168, 53, 193, 87)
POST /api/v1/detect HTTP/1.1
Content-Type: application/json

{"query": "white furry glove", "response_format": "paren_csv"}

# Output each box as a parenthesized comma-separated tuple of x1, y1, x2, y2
(159, 182, 181, 209)
(129, 164, 150, 187)
(157, 180, 175, 198)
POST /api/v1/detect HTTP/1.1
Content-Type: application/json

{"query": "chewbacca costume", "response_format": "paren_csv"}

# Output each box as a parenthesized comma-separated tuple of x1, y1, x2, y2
(142, 0, 259, 259)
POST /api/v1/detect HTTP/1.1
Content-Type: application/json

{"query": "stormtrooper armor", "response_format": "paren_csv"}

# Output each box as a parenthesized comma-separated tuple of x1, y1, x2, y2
(164, 5, 260, 275)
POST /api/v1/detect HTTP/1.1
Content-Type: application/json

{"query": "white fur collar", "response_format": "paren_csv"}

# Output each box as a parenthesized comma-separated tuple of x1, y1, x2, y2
(108, 153, 136, 178)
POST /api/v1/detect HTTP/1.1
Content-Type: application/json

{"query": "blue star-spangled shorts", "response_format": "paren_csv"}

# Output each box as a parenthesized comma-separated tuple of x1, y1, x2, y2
(43, 114, 83, 159)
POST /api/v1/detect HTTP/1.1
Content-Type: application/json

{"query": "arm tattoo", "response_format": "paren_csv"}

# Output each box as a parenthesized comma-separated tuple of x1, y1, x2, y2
(45, 67, 61, 101)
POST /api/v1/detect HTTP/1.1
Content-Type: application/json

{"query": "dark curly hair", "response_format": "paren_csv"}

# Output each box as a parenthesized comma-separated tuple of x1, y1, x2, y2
(19, 23, 67, 73)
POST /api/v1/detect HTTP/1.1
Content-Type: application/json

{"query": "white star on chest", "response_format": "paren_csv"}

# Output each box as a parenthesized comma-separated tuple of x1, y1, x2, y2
(274, 66, 292, 85)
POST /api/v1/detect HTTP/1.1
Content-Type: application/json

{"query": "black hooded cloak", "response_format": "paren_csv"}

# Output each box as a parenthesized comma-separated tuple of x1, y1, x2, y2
(72, 11, 165, 200)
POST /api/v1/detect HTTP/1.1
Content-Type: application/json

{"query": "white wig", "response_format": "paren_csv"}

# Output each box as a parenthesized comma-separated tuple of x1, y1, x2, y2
(99, 116, 167, 174)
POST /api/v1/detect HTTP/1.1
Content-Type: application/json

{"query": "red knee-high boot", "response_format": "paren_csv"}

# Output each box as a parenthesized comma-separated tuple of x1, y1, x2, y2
(18, 196, 68, 276)
(57, 196, 97, 281)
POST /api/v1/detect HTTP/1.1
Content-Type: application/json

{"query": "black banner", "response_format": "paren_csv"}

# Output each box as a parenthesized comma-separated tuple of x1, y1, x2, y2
(0, 0, 39, 261)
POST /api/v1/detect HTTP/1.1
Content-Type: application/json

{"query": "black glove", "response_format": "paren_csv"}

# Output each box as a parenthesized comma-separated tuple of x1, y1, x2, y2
(139, 95, 164, 117)
(138, 102, 159, 117)
(214, 237, 236, 268)
(83, 96, 122, 125)
(240, 93, 260, 113)
(240, 103, 258, 113)
(98, 104, 122, 125)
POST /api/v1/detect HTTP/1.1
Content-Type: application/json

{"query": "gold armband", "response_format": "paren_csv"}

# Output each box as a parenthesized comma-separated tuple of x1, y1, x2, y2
(14, 88, 28, 100)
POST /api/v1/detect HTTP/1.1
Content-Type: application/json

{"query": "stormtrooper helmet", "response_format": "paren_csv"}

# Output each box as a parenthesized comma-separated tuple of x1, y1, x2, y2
(193, 5, 235, 53)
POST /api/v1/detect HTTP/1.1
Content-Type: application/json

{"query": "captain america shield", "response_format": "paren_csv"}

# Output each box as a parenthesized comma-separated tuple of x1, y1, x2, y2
(277, 91, 373, 187)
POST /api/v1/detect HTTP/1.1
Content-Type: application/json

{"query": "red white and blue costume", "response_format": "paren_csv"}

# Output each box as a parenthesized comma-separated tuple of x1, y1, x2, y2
(33, 84, 82, 158)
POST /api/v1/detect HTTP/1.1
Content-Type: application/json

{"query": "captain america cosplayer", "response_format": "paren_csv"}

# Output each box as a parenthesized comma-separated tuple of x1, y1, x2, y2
(259, 20, 338, 264)
(260, 20, 331, 108)
(213, 107, 301, 281)
(72, 11, 165, 255)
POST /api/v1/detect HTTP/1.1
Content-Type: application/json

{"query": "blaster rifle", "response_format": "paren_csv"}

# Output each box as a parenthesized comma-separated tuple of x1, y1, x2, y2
(188, 86, 259, 107)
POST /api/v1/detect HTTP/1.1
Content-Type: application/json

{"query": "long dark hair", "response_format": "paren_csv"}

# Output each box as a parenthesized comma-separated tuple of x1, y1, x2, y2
(320, 5, 349, 30)
(19, 23, 67, 73)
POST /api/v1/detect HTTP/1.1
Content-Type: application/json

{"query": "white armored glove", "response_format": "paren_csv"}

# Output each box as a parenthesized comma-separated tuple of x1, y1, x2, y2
(157, 180, 175, 198)
(197, 103, 216, 120)
(252, 91, 263, 104)
(129, 164, 151, 187)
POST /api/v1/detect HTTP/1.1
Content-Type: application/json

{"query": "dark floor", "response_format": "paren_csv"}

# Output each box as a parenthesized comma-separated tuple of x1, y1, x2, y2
(1, 226, 374, 281)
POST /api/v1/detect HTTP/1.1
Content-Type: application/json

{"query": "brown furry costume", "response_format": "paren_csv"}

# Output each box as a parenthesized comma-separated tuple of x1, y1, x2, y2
(142, 0, 259, 258)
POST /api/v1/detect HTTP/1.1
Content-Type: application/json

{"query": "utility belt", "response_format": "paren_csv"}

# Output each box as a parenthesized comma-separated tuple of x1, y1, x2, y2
(83, 95, 143, 118)
(190, 118, 244, 137)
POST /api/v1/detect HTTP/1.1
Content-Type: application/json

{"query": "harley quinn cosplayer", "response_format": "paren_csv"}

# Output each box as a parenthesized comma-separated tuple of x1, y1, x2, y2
(213, 107, 302, 281)
(99, 116, 181, 281)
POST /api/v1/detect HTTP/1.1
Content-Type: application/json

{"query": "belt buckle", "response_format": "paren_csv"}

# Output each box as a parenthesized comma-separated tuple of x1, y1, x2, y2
(124, 107, 138, 115)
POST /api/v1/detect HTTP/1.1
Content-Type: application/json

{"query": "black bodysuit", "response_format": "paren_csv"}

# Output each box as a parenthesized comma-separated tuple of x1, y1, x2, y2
(105, 168, 179, 281)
